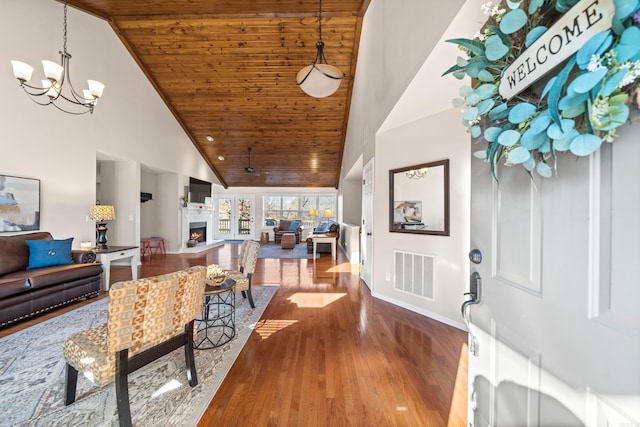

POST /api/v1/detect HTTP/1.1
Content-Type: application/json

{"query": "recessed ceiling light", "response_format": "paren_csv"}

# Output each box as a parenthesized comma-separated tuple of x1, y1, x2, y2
(218, 155, 225, 161)
(206, 135, 214, 142)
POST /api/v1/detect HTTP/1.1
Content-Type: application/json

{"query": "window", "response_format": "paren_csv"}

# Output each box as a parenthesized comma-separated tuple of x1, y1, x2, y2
(263, 194, 336, 229)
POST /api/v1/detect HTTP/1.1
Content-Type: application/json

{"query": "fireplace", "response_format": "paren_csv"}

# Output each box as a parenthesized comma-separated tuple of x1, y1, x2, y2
(189, 222, 207, 244)
(181, 204, 215, 250)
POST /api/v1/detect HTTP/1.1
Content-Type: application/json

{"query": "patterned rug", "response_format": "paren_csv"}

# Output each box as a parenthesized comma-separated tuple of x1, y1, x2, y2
(257, 243, 319, 259)
(0, 285, 277, 427)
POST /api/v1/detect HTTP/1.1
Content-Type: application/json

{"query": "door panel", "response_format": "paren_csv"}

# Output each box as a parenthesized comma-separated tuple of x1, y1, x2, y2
(214, 195, 254, 240)
(468, 122, 640, 426)
(361, 159, 373, 288)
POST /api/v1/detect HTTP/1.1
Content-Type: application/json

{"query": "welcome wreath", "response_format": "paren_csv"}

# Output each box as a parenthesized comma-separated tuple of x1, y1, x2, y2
(444, 0, 640, 179)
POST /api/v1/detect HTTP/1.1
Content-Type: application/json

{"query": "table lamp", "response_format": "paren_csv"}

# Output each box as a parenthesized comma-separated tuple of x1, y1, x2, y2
(88, 204, 115, 249)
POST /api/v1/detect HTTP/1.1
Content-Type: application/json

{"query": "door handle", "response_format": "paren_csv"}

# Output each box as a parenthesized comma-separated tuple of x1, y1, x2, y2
(461, 271, 482, 357)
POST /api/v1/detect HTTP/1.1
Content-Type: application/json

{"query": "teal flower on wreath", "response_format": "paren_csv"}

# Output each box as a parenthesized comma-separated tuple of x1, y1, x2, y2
(443, 0, 640, 180)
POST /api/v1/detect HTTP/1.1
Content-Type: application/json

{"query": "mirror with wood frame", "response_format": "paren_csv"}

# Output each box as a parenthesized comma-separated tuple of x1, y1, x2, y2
(389, 159, 450, 236)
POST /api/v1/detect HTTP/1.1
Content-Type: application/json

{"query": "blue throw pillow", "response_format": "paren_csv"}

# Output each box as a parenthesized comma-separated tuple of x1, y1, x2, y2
(288, 220, 300, 231)
(26, 238, 74, 270)
(316, 223, 327, 232)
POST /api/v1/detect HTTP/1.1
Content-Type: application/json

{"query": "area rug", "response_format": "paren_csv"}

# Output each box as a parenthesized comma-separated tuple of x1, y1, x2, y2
(0, 285, 277, 427)
(257, 242, 318, 259)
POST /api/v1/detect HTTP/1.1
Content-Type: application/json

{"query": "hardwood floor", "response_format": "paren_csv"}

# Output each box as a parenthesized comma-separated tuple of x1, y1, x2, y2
(0, 243, 468, 426)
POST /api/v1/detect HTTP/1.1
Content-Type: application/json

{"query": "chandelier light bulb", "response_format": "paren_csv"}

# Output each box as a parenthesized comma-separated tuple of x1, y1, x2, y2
(10, 61, 34, 82)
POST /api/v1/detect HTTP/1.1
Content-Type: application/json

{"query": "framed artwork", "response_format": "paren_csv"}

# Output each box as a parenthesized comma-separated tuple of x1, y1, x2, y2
(0, 174, 40, 232)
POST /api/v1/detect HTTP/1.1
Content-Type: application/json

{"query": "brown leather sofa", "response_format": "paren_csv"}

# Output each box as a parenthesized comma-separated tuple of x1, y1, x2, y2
(273, 219, 304, 244)
(306, 222, 340, 253)
(0, 232, 103, 327)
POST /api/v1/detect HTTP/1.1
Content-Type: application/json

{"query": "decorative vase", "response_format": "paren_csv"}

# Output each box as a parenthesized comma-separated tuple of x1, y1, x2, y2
(187, 239, 197, 247)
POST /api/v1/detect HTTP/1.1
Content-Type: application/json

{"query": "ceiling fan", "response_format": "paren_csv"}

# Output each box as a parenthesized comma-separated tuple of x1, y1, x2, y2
(245, 147, 259, 175)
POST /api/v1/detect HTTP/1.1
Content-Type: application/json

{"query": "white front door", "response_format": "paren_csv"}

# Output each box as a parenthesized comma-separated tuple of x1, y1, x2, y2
(360, 159, 374, 288)
(467, 124, 640, 426)
(214, 195, 255, 240)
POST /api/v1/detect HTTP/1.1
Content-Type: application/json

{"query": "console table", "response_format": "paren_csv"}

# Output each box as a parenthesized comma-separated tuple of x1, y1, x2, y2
(94, 246, 138, 291)
(311, 234, 336, 261)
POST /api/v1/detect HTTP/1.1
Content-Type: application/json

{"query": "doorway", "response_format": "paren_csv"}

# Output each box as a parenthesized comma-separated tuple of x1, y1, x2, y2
(214, 195, 255, 240)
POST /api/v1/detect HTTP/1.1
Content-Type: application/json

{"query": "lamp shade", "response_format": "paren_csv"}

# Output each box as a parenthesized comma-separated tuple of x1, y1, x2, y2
(322, 208, 333, 217)
(88, 205, 115, 221)
(309, 209, 318, 216)
(296, 64, 344, 98)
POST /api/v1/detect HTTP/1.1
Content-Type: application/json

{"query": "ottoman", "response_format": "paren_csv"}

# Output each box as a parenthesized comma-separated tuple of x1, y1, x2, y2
(281, 232, 296, 249)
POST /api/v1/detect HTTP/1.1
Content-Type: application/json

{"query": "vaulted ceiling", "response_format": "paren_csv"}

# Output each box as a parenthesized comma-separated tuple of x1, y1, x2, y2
(63, 0, 369, 188)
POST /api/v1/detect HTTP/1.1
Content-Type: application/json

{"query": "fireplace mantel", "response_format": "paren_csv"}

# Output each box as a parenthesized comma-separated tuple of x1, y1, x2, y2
(181, 204, 214, 249)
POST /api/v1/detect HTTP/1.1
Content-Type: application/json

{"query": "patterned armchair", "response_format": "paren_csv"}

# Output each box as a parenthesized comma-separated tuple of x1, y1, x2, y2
(210, 240, 260, 308)
(63, 266, 206, 426)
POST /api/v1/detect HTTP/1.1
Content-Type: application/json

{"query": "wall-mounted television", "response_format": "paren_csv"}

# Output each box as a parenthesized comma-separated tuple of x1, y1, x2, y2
(189, 177, 212, 203)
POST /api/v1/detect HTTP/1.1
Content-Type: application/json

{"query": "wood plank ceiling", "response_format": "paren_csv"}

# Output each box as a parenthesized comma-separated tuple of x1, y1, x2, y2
(62, 0, 368, 188)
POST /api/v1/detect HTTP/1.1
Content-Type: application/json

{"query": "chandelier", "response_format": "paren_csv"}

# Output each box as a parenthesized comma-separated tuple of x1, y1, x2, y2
(405, 168, 429, 179)
(296, 0, 345, 98)
(10, 0, 105, 115)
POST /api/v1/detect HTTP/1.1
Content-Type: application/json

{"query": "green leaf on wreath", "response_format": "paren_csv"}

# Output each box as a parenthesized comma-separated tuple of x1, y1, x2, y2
(548, 56, 577, 129)
(570, 133, 603, 156)
(576, 30, 612, 70)
(506, 0, 522, 10)
(528, 0, 544, 14)
(529, 110, 551, 135)
(475, 84, 498, 100)
(453, 71, 466, 80)
(562, 103, 586, 118)
(485, 35, 510, 60)
(452, 98, 465, 108)
(553, 129, 579, 152)
(525, 26, 548, 47)
(613, 0, 640, 34)
(614, 26, 640, 62)
(596, 103, 630, 131)
(484, 127, 503, 142)
(471, 125, 482, 138)
(600, 69, 629, 96)
(547, 119, 575, 139)
(460, 85, 473, 96)
(523, 156, 536, 171)
(473, 150, 487, 159)
(497, 129, 521, 146)
(508, 146, 531, 164)
(445, 38, 486, 56)
(477, 99, 495, 115)
(489, 103, 510, 121)
(569, 68, 608, 93)
(478, 69, 495, 82)
(500, 9, 528, 34)
(559, 92, 588, 110)
(521, 128, 549, 150)
(610, 93, 629, 105)
(466, 93, 482, 106)
(463, 107, 479, 121)
(537, 161, 553, 178)
(508, 102, 537, 123)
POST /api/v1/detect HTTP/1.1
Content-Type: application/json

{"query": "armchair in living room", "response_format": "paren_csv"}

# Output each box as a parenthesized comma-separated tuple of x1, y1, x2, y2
(273, 219, 304, 244)
(306, 222, 340, 253)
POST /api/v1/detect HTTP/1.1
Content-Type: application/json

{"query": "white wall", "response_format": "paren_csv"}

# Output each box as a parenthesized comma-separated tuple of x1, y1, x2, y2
(0, 0, 217, 248)
(374, 109, 470, 327)
(341, 0, 472, 327)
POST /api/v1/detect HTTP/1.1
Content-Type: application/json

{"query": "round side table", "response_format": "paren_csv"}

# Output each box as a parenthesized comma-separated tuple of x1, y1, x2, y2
(195, 278, 236, 350)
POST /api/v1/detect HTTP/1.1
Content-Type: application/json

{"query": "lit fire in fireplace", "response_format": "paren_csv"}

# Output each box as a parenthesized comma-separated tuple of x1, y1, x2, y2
(190, 232, 201, 240)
